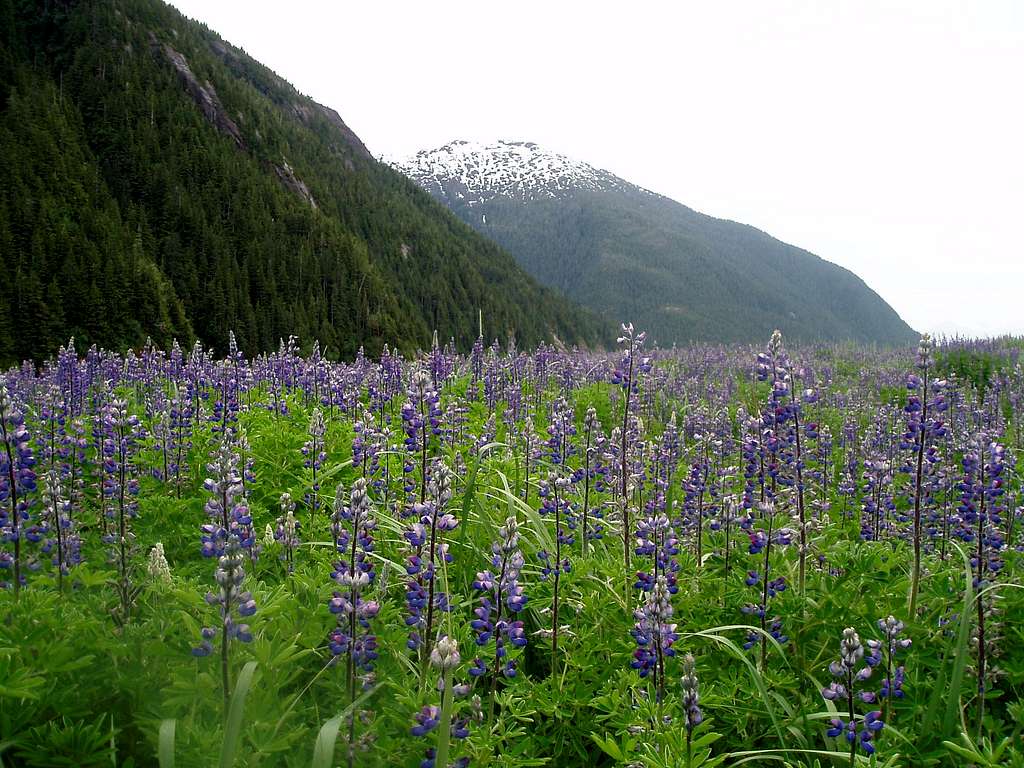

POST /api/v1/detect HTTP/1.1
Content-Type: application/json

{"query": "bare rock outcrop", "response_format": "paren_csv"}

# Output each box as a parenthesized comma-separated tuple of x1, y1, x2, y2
(274, 160, 317, 209)
(157, 39, 245, 149)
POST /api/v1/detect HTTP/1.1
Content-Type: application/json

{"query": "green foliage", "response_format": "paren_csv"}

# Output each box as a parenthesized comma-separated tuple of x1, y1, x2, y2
(11, 715, 115, 768)
(935, 348, 1010, 399)
(943, 730, 1024, 768)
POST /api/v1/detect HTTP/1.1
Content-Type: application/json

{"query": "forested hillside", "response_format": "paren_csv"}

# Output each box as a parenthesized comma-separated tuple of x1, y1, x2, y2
(0, 0, 601, 364)
(396, 141, 918, 346)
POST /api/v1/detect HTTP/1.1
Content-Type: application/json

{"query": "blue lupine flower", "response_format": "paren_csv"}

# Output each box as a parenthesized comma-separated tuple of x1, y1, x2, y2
(681, 653, 702, 732)
(0, 381, 38, 593)
(630, 575, 677, 700)
(202, 435, 253, 558)
(470, 516, 528, 683)
(194, 535, 257, 674)
(412, 636, 471, 766)
(821, 627, 884, 756)
(404, 464, 457, 660)
(329, 478, 380, 692)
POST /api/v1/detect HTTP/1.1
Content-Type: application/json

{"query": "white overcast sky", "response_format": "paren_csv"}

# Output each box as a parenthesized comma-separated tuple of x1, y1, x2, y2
(169, 0, 1022, 337)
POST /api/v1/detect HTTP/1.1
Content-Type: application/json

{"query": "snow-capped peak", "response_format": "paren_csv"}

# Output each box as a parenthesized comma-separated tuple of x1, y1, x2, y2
(391, 139, 644, 204)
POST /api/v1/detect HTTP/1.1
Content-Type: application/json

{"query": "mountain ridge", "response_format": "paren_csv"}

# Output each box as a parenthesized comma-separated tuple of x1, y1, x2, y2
(394, 140, 917, 346)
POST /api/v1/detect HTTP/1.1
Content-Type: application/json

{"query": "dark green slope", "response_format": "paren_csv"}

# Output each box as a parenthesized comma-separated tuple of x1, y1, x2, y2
(0, 0, 601, 364)
(467, 189, 917, 345)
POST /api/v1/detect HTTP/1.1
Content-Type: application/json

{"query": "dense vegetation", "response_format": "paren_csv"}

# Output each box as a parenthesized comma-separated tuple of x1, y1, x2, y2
(1, 331, 1022, 767)
(414, 171, 918, 347)
(0, 0, 602, 365)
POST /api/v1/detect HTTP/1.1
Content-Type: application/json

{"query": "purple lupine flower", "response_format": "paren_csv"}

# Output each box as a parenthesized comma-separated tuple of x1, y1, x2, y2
(821, 627, 883, 757)
(352, 408, 385, 484)
(634, 513, 680, 596)
(35, 384, 66, 480)
(40, 467, 80, 589)
(470, 515, 528, 701)
(412, 705, 441, 736)
(959, 434, 1006, 720)
(185, 340, 212, 423)
(757, 330, 813, 593)
(681, 653, 702, 735)
(54, 338, 83, 417)
(61, 416, 88, 533)
(470, 334, 485, 391)
(862, 616, 911, 723)
(402, 371, 441, 505)
(167, 387, 193, 498)
(211, 349, 242, 437)
(682, 433, 714, 568)
(904, 334, 948, 611)
(412, 636, 472, 768)
(201, 435, 253, 559)
(193, 535, 257, 714)
(538, 471, 573, 671)
(611, 323, 651, 573)
(330, 479, 379, 678)
(100, 399, 145, 622)
(404, 463, 457, 662)
(330, 478, 379, 761)
(0, 381, 38, 594)
(630, 574, 677, 700)
(741, 503, 792, 666)
(545, 396, 577, 467)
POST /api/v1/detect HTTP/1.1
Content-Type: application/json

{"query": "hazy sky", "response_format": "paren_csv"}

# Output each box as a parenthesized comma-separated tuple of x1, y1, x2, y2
(169, 0, 1022, 337)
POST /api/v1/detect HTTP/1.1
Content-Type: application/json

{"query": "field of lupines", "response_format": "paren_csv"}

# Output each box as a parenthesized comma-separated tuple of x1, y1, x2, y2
(1, 327, 1022, 768)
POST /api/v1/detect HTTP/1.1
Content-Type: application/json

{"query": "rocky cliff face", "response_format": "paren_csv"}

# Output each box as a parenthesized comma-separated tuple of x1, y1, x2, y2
(156, 38, 245, 149)
(273, 160, 317, 209)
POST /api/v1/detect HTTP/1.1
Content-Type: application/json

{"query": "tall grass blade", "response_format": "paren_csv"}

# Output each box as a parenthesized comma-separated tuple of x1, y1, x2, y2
(943, 543, 974, 737)
(219, 661, 258, 768)
(310, 685, 378, 768)
(311, 714, 344, 768)
(158, 718, 176, 768)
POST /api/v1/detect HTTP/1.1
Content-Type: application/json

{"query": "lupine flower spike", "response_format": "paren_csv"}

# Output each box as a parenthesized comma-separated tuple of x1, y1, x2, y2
(470, 514, 528, 718)
(681, 653, 702, 761)
(413, 636, 470, 768)
(1, 382, 39, 594)
(821, 627, 883, 762)
(330, 478, 379, 768)
(193, 536, 257, 717)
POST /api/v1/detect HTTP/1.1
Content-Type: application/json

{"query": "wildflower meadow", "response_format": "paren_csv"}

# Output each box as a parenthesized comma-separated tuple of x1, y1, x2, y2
(1, 327, 1022, 767)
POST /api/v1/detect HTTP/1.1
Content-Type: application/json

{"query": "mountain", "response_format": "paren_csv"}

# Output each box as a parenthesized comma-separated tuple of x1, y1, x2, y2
(393, 140, 918, 346)
(0, 1, 601, 365)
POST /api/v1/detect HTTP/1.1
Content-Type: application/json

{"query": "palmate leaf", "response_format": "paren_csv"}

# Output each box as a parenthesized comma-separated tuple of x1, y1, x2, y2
(0, 663, 46, 701)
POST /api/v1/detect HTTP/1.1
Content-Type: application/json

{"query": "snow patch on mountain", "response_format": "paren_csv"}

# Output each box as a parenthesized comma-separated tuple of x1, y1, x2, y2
(391, 140, 652, 204)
